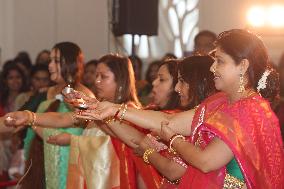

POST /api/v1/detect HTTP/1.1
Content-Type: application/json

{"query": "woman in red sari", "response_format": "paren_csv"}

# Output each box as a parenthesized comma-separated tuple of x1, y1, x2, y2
(75, 29, 283, 189)
(159, 29, 284, 189)
(129, 55, 216, 189)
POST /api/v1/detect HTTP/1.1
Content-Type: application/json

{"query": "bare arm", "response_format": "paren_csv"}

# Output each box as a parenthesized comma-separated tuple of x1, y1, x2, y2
(172, 137, 233, 173)
(32, 126, 44, 138)
(133, 136, 186, 181)
(106, 121, 145, 148)
(147, 152, 186, 181)
(121, 108, 194, 136)
(95, 121, 117, 137)
(160, 123, 234, 173)
(35, 112, 75, 128)
(78, 101, 195, 136)
(4, 111, 76, 129)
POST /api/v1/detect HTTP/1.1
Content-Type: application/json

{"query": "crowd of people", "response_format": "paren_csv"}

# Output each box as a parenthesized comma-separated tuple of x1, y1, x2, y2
(0, 29, 283, 189)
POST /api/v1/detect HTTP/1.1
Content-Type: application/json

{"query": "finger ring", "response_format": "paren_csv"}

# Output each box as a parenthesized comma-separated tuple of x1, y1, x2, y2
(6, 116, 13, 121)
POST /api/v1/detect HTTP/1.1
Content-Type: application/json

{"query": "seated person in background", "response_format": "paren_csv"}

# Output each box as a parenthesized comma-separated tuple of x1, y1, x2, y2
(35, 49, 50, 66)
(140, 60, 162, 105)
(82, 59, 98, 94)
(193, 30, 217, 54)
(14, 64, 51, 110)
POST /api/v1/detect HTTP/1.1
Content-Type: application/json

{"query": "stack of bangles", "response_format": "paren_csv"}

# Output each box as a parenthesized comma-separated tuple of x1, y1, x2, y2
(104, 103, 128, 124)
(168, 134, 185, 154)
(24, 110, 37, 129)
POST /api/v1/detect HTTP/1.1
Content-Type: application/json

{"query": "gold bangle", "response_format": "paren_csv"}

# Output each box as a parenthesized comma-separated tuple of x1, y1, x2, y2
(31, 111, 36, 127)
(119, 104, 128, 123)
(24, 110, 35, 126)
(23, 110, 32, 125)
(114, 104, 123, 119)
(169, 134, 185, 154)
(102, 104, 124, 124)
(104, 117, 116, 124)
(143, 148, 155, 164)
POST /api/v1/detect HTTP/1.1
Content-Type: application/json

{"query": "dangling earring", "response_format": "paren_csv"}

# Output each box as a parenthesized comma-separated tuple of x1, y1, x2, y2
(238, 73, 245, 93)
(117, 86, 122, 101)
(212, 67, 216, 75)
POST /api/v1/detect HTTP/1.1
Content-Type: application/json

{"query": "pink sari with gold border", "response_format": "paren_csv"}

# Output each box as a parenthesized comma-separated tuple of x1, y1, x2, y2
(179, 92, 284, 189)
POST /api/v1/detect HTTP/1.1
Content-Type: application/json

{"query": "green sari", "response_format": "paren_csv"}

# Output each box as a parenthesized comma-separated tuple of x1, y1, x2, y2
(38, 99, 83, 189)
(21, 92, 47, 160)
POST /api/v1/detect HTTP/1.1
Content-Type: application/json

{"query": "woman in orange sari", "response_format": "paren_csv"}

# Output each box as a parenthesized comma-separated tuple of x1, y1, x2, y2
(99, 58, 182, 189)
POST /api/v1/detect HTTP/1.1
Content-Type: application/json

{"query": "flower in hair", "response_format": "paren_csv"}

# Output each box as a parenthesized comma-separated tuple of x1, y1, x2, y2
(257, 70, 271, 92)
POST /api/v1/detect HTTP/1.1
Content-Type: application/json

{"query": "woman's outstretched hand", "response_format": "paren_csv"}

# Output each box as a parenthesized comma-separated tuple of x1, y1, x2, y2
(47, 133, 71, 146)
(63, 89, 98, 109)
(75, 101, 118, 121)
(4, 111, 30, 127)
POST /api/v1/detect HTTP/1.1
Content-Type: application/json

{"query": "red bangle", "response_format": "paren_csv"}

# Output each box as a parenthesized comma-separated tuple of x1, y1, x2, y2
(114, 104, 123, 119)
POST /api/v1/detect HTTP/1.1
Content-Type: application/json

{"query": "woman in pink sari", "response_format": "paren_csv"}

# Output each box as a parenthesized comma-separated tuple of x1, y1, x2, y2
(74, 29, 283, 188)
(159, 29, 284, 189)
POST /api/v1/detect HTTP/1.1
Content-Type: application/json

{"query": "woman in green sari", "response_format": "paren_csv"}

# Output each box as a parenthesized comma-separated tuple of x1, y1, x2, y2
(28, 42, 94, 189)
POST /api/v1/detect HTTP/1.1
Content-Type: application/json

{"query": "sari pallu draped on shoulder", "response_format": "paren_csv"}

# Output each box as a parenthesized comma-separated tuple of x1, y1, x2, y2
(178, 92, 284, 189)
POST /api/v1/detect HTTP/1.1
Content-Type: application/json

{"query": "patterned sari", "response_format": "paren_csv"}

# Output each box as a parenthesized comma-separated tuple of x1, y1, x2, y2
(129, 109, 186, 189)
(66, 103, 140, 189)
(40, 100, 83, 189)
(66, 124, 120, 189)
(179, 92, 284, 189)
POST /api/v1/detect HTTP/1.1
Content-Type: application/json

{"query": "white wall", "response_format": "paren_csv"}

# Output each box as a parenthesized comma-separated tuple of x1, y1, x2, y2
(0, 0, 109, 67)
(0, 0, 15, 65)
(0, 0, 283, 67)
(198, 0, 284, 64)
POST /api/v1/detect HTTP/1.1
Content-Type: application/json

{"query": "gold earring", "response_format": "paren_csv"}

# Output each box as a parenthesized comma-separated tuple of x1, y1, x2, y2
(212, 67, 216, 74)
(238, 73, 245, 93)
(117, 86, 122, 101)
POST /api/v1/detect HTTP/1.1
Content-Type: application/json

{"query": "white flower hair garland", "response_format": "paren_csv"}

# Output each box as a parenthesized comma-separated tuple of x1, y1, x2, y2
(257, 69, 271, 92)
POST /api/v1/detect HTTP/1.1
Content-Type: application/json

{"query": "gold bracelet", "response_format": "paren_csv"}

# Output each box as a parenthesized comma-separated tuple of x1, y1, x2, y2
(31, 111, 36, 127)
(70, 112, 78, 124)
(119, 104, 128, 123)
(104, 117, 116, 124)
(23, 110, 32, 125)
(143, 148, 155, 164)
(169, 134, 185, 154)
(24, 110, 36, 126)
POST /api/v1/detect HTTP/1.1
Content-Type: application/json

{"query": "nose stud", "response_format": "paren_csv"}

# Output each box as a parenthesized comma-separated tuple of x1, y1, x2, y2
(96, 80, 101, 83)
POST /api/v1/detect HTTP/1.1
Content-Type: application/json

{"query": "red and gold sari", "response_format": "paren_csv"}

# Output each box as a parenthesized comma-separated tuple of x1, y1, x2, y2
(128, 109, 186, 189)
(179, 92, 284, 189)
